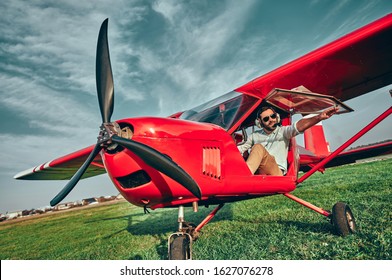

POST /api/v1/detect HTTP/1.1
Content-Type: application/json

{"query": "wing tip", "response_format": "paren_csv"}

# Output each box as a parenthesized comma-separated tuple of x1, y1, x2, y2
(14, 167, 36, 180)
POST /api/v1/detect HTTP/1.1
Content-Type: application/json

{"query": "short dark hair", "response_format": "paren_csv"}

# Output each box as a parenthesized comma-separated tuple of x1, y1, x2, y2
(257, 107, 276, 118)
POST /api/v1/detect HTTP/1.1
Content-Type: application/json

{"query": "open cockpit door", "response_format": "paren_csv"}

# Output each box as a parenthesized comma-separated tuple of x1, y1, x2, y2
(265, 86, 353, 115)
(264, 86, 354, 176)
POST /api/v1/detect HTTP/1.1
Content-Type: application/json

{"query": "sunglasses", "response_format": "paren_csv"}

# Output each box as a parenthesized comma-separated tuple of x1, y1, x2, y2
(262, 113, 277, 123)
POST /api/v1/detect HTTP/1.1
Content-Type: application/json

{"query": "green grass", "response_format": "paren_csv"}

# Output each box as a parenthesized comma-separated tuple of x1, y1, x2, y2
(1, 159, 391, 260)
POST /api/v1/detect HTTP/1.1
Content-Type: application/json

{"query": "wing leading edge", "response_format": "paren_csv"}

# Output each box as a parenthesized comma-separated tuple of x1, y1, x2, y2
(14, 145, 106, 180)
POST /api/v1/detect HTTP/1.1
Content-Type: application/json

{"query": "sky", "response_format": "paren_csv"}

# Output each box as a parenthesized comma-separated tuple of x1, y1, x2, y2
(0, 0, 391, 213)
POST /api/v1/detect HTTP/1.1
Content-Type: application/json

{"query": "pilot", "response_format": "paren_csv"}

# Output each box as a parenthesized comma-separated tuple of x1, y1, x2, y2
(237, 106, 338, 175)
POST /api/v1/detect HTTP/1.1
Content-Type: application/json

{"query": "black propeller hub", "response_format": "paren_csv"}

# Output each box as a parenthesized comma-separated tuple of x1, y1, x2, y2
(98, 122, 121, 150)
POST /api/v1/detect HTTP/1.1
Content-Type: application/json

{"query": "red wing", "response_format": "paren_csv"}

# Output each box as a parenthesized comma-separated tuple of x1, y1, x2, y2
(236, 14, 392, 101)
(14, 145, 106, 180)
(299, 141, 392, 171)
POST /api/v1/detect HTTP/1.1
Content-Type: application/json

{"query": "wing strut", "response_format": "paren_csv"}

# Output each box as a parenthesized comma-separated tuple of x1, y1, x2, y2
(297, 106, 392, 184)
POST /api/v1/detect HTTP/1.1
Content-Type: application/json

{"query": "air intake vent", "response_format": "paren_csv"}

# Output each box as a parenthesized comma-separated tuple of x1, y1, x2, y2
(202, 147, 221, 179)
(117, 170, 151, 189)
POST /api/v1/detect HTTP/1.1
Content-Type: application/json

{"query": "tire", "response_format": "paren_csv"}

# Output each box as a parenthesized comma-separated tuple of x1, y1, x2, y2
(332, 202, 357, 236)
(169, 234, 190, 260)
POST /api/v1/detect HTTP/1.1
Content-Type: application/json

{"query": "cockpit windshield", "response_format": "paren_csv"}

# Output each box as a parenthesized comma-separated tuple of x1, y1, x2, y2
(180, 91, 258, 130)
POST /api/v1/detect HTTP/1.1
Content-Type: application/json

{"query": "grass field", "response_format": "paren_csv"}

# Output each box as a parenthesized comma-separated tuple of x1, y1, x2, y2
(1, 159, 391, 260)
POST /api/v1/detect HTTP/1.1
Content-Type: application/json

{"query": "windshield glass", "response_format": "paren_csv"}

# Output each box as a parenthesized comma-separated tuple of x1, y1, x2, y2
(180, 91, 258, 130)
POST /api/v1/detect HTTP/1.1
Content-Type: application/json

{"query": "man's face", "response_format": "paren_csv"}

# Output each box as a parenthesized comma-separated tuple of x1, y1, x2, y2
(260, 109, 277, 131)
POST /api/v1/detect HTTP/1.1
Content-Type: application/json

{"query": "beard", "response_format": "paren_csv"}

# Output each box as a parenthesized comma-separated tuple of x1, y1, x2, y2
(263, 122, 277, 133)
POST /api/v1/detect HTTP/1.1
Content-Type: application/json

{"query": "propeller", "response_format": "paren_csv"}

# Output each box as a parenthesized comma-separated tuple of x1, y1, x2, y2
(50, 144, 102, 206)
(96, 18, 114, 124)
(50, 19, 201, 206)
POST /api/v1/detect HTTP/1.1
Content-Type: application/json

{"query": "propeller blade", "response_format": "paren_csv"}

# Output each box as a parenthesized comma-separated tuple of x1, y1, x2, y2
(50, 144, 102, 206)
(96, 18, 114, 123)
(111, 135, 202, 199)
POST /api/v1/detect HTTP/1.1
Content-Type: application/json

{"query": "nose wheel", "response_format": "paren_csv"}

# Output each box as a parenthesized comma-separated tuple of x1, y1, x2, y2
(168, 232, 192, 260)
(168, 204, 224, 260)
(168, 205, 197, 260)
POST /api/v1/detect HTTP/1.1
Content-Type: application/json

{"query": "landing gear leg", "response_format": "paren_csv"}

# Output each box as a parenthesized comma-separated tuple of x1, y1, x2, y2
(284, 193, 357, 236)
(168, 205, 194, 260)
(168, 203, 224, 260)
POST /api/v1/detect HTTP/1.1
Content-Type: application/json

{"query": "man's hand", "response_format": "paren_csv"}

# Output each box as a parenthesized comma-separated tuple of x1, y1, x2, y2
(319, 106, 339, 121)
(297, 106, 339, 132)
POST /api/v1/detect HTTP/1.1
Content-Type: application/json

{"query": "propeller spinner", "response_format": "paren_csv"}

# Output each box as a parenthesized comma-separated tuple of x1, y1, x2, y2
(50, 19, 201, 206)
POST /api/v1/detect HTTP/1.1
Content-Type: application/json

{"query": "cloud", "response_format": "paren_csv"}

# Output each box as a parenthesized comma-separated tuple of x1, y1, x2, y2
(312, 0, 388, 45)
(0, 132, 93, 175)
(1, 74, 98, 133)
(151, 0, 182, 24)
(0, 1, 152, 132)
(144, 1, 261, 110)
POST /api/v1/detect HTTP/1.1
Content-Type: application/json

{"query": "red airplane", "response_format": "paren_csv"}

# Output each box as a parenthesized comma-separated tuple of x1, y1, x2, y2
(15, 14, 392, 260)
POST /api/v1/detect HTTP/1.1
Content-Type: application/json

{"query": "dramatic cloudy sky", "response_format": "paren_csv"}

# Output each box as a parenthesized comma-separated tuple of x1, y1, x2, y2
(1, 0, 391, 213)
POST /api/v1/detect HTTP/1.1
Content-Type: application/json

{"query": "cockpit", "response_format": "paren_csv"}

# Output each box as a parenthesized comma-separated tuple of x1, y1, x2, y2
(180, 86, 352, 135)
